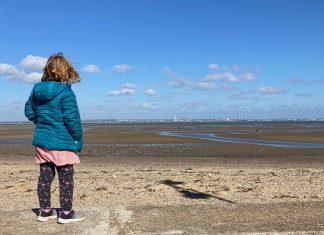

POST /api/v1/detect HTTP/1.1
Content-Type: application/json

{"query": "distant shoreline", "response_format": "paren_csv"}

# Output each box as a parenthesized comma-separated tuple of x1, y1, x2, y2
(1, 119, 324, 125)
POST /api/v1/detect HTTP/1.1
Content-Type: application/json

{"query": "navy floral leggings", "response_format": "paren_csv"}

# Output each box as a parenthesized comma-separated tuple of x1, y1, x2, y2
(38, 162, 74, 211)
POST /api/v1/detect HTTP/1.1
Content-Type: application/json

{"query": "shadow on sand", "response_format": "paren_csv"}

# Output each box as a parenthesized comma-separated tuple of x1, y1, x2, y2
(160, 179, 235, 203)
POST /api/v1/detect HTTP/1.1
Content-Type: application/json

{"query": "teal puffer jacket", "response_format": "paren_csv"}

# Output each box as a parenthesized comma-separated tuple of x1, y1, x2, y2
(24, 81, 83, 152)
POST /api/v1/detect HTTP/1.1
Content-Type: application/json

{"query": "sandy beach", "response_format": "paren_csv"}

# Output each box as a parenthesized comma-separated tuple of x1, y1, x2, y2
(0, 123, 324, 234)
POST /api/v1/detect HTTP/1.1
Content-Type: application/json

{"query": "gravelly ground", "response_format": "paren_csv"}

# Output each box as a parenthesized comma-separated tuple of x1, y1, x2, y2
(0, 123, 323, 234)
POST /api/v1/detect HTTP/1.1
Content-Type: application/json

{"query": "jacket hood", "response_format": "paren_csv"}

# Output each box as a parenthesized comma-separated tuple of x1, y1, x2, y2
(33, 81, 71, 103)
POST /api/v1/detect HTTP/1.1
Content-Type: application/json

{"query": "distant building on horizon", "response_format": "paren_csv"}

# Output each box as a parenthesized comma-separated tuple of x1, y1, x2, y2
(173, 113, 178, 122)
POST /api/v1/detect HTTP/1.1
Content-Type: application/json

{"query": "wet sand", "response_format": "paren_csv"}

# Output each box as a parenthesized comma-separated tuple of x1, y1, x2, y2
(0, 123, 323, 234)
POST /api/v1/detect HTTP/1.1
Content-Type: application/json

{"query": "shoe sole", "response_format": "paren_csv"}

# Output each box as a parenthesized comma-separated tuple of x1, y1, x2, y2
(57, 217, 85, 224)
(37, 215, 57, 222)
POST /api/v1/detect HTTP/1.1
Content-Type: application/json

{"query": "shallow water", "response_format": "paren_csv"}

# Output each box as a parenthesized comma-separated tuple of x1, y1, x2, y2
(159, 131, 324, 149)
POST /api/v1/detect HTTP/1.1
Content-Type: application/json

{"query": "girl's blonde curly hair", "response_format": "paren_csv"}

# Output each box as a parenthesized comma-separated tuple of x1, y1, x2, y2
(42, 53, 81, 83)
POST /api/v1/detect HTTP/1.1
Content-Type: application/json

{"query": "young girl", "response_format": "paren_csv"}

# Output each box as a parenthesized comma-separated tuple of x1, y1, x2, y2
(24, 53, 85, 224)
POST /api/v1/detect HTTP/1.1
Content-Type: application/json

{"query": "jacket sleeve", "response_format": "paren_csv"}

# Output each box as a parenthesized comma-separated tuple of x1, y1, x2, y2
(24, 94, 36, 123)
(61, 89, 83, 141)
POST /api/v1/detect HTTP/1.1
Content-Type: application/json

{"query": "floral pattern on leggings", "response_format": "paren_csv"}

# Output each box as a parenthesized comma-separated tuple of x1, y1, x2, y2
(38, 162, 74, 211)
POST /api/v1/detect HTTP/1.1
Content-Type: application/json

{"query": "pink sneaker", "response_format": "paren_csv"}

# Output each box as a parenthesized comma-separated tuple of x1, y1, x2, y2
(37, 209, 57, 222)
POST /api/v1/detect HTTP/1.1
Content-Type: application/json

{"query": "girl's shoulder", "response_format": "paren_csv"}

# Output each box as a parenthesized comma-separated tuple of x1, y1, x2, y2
(60, 86, 78, 106)
(61, 86, 76, 98)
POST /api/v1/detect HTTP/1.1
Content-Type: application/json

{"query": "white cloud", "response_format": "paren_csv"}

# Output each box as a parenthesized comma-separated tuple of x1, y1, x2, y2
(223, 72, 240, 82)
(140, 102, 155, 110)
(17, 72, 42, 83)
(81, 64, 100, 74)
(208, 63, 243, 72)
(0, 55, 46, 83)
(20, 55, 47, 71)
(241, 72, 257, 81)
(196, 81, 215, 90)
(144, 88, 156, 96)
(203, 73, 224, 81)
(5, 72, 42, 83)
(203, 72, 240, 83)
(162, 67, 191, 88)
(0, 64, 18, 75)
(110, 64, 131, 74)
(123, 83, 136, 89)
(232, 65, 240, 72)
(208, 63, 220, 70)
(0, 63, 42, 83)
(209, 64, 241, 72)
(108, 83, 137, 96)
(2, 55, 104, 84)
(258, 86, 284, 94)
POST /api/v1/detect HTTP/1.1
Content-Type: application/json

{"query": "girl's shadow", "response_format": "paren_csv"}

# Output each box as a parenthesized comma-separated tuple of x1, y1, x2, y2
(160, 179, 235, 203)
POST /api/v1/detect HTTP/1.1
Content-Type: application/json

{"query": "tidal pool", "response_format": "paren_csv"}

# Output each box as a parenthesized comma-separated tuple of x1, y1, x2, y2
(159, 131, 324, 149)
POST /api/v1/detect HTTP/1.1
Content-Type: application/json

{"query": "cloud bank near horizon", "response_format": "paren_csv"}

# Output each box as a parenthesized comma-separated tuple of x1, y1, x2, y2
(0, 55, 322, 120)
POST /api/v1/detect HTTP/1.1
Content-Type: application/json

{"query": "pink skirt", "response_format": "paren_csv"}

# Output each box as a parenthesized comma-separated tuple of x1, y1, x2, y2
(35, 147, 80, 166)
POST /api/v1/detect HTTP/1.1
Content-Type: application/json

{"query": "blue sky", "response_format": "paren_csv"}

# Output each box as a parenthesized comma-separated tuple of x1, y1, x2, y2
(0, 0, 323, 121)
